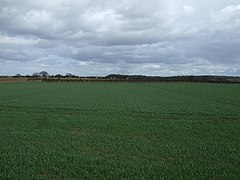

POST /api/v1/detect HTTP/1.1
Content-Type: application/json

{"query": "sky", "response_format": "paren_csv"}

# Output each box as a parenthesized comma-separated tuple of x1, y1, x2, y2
(0, 0, 240, 76)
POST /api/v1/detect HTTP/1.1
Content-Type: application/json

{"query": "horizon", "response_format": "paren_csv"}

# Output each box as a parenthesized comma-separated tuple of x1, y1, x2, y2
(1, 0, 240, 76)
(1, 72, 240, 78)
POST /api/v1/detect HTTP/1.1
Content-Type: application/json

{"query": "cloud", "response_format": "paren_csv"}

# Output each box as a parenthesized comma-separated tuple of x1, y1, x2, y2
(183, 5, 196, 15)
(0, 0, 240, 76)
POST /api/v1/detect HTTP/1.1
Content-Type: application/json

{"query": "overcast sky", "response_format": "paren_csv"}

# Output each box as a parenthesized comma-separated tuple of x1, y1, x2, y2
(0, 0, 240, 76)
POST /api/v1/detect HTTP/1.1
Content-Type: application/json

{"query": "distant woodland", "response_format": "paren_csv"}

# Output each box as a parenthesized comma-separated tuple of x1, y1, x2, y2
(1, 71, 240, 83)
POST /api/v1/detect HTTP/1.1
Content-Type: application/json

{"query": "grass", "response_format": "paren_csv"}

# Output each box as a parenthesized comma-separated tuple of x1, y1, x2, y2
(0, 82, 240, 179)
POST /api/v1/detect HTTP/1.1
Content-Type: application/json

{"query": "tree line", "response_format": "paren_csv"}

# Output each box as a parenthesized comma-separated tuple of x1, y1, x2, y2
(1, 72, 240, 83)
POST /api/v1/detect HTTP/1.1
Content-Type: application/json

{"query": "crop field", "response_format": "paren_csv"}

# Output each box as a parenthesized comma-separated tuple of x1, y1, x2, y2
(0, 82, 240, 179)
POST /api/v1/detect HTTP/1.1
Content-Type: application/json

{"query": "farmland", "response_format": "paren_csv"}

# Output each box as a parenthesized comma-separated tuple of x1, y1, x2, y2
(0, 82, 240, 179)
(0, 77, 28, 83)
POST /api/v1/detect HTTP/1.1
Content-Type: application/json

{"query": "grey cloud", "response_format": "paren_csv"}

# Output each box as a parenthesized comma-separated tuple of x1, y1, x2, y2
(0, 0, 240, 76)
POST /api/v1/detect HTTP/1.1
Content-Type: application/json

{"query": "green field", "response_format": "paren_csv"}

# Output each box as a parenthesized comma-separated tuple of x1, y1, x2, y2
(0, 82, 240, 179)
